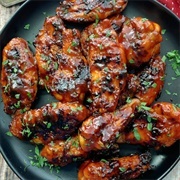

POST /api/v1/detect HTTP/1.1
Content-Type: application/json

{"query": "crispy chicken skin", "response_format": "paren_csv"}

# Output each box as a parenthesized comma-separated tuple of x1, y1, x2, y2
(117, 102, 180, 148)
(34, 16, 88, 102)
(81, 18, 127, 114)
(126, 56, 165, 106)
(79, 99, 141, 152)
(56, 0, 128, 23)
(41, 135, 87, 166)
(1, 37, 38, 115)
(10, 102, 90, 144)
(78, 152, 151, 180)
(119, 17, 162, 67)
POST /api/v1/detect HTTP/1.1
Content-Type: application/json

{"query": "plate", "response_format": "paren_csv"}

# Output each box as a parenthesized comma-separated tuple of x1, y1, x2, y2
(0, 0, 179, 180)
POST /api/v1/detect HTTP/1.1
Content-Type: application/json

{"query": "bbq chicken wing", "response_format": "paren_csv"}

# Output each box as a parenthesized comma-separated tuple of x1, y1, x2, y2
(119, 17, 162, 67)
(56, 0, 128, 23)
(117, 102, 180, 149)
(78, 152, 151, 180)
(81, 18, 127, 114)
(41, 135, 87, 166)
(126, 56, 165, 106)
(1, 37, 38, 115)
(34, 16, 88, 103)
(79, 99, 140, 152)
(10, 102, 90, 144)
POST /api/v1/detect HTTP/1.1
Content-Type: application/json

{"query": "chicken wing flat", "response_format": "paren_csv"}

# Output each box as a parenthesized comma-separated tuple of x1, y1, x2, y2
(1, 37, 38, 115)
(78, 152, 151, 180)
(34, 16, 88, 102)
(126, 56, 165, 106)
(119, 17, 162, 67)
(10, 102, 90, 144)
(81, 18, 127, 114)
(117, 102, 180, 149)
(34, 16, 64, 88)
(79, 99, 140, 152)
(56, 0, 128, 23)
(41, 135, 87, 166)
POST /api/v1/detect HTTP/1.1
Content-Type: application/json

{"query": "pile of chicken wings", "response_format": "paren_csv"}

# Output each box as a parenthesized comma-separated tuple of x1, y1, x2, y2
(1, 0, 180, 179)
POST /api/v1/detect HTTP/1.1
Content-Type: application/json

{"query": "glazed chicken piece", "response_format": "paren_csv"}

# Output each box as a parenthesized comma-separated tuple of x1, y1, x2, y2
(34, 16, 88, 102)
(1, 37, 38, 115)
(10, 102, 90, 144)
(78, 152, 151, 180)
(117, 102, 180, 149)
(41, 135, 87, 166)
(118, 17, 162, 67)
(81, 18, 127, 114)
(79, 99, 141, 152)
(126, 56, 165, 106)
(56, 0, 128, 23)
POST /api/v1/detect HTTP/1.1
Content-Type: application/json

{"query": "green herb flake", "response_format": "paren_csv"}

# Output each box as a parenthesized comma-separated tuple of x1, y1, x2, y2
(100, 159, 108, 163)
(6, 131, 13, 136)
(24, 24, 30, 30)
(133, 127, 141, 141)
(165, 90, 171, 95)
(15, 94, 20, 99)
(129, 59, 135, 64)
(119, 167, 126, 172)
(47, 122, 52, 129)
(161, 29, 166, 35)
(147, 123, 153, 131)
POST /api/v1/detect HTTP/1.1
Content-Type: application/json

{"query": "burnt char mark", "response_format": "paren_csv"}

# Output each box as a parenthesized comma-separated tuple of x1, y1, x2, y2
(140, 152, 152, 165)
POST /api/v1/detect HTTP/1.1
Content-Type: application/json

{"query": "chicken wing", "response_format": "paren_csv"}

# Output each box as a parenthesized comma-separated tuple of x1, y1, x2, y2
(126, 56, 165, 106)
(1, 37, 38, 115)
(34, 16, 88, 102)
(81, 18, 127, 114)
(117, 102, 180, 149)
(78, 152, 151, 180)
(10, 102, 90, 144)
(79, 99, 140, 152)
(119, 17, 162, 67)
(56, 0, 128, 23)
(41, 135, 87, 166)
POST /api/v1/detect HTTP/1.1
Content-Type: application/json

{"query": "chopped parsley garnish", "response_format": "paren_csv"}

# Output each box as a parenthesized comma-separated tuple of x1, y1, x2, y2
(119, 167, 126, 172)
(6, 131, 13, 137)
(166, 50, 180, 77)
(133, 127, 141, 141)
(24, 24, 30, 30)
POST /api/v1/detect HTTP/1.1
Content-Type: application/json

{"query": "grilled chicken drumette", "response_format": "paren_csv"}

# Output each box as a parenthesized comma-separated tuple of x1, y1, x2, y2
(81, 18, 127, 114)
(78, 152, 151, 180)
(56, 0, 128, 23)
(10, 102, 90, 144)
(1, 37, 38, 115)
(34, 16, 88, 103)
(119, 17, 163, 67)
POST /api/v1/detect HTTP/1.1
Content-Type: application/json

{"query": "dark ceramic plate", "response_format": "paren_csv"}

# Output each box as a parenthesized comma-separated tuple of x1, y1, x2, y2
(0, 0, 179, 180)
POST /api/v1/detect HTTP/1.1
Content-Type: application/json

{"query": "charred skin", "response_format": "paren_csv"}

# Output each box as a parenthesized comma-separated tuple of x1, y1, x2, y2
(10, 102, 90, 144)
(117, 102, 180, 149)
(1, 37, 38, 115)
(78, 152, 151, 180)
(51, 28, 89, 103)
(79, 99, 141, 152)
(56, 0, 128, 23)
(119, 17, 162, 67)
(41, 135, 87, 166)
(126, 56, 165, 106)
(81, 18, 127, 114)
(34, 16, 88, 102)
